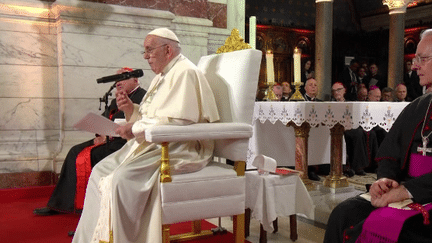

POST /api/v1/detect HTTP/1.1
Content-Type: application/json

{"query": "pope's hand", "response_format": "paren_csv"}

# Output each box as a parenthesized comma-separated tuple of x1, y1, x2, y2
(116, 91, 134, 117)
(115, 123, 135, 140)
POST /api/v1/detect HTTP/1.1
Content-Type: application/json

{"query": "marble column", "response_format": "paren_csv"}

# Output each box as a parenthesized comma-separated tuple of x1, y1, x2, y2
(383, 0, 412, 89)
(315, 0, 333, 101)
(323, 124, 349, 188)
(287, 122, 314, 190)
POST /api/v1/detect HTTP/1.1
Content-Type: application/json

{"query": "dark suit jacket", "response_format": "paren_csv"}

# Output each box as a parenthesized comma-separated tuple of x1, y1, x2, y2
(340, 67, 359, 101)
(303, 94, 321, 101)
(404, 71, 422, 100)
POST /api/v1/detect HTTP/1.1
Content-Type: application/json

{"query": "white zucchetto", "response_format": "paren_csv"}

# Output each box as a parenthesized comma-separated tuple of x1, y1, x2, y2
(147, 28, 180, 43)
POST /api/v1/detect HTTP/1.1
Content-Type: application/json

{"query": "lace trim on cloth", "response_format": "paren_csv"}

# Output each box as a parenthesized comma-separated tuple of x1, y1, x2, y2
(91, 174, 113, 243)
(75, 144, 100, 210)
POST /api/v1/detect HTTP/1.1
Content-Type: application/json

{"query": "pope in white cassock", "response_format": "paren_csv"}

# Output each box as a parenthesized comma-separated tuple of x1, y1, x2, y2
(72, 28, 220, 243)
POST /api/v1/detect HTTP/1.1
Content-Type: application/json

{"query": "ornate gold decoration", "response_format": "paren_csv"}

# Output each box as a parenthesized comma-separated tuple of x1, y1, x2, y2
(288, 122, 311, 137)
(216, 29, 251, 54)
(234, 161, 246, 176)
(99, 230, 113, 243)
(289, 83, 305, 101)
(323, 175, 349, 188)
(264, 84, 278, 101)
(160, 142, 172, 183)
(383, 0, 413, 13)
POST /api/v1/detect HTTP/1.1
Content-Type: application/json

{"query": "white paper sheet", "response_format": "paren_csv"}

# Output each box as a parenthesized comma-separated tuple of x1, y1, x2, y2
(73, 112, 120, 137)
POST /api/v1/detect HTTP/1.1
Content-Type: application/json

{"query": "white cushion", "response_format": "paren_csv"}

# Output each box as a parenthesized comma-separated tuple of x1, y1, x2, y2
(145, 123, 252, 143)
(161, 162, 245, 224)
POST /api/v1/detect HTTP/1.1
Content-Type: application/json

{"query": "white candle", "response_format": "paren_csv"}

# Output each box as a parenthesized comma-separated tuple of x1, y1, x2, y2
(266, 50, 275, 84)
(249, 16, 256, 49)
(293, 47, 301, 85)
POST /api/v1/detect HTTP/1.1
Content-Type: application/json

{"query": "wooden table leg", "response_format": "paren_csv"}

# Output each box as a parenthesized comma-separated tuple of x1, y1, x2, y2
(245, 208, 251, 238)
(259, 224, 267, 243)
(290, 214, 298, 241)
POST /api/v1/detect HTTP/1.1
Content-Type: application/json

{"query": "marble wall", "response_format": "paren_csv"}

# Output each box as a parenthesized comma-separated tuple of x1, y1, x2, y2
(0, 0, 246, 178)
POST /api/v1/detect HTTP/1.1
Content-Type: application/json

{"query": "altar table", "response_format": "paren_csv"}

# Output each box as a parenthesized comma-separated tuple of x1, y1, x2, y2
(245, 171, 314, 242)
(247, 101, 409, 187)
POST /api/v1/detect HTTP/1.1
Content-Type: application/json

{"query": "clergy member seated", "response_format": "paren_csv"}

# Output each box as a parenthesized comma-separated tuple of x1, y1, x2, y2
(72, 28, 219, 243)
(331, 82, 347, 102)
(303, 78, 321, 101)
(272, 83, 283, 101)
(357, 85, 368, 101)
(303, 78, 324, 180)
(280, 80, 293, 101)
(395, 83, 409, 102)
(324, 28, 432, 243)
(33, 67, 146, 216)
(381, 87, 394, 101)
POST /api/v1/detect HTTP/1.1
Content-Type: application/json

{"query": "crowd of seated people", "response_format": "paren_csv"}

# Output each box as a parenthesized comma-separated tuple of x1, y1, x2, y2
(254, 57, 423, 180)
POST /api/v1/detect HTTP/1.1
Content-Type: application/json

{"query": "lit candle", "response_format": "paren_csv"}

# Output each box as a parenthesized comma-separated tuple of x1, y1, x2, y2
(293, 47, 301, 85)
(266, 50, 275, 84)
(249, 16, 256, 49)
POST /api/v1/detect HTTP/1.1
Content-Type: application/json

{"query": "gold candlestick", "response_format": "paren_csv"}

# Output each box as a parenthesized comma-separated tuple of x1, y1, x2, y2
(289, 82, 305, 101)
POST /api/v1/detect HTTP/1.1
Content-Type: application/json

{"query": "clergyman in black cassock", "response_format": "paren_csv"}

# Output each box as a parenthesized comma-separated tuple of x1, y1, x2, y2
(34, 86, 146, 215)
(324, 93, 432, 243)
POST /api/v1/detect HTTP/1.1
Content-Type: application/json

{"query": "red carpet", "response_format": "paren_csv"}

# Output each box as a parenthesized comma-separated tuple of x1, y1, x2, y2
(0, 186, 249, 243)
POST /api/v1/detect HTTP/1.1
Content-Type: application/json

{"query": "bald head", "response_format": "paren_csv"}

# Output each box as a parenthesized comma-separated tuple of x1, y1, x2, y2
(305, 78, 318, 98)
(368, 87, 381, 101)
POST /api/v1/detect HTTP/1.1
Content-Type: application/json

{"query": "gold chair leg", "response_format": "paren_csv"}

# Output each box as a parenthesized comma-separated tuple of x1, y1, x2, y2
(192, 220, 201, 234)
(162, 224, 171, 243)
(233, 214, 245, 243)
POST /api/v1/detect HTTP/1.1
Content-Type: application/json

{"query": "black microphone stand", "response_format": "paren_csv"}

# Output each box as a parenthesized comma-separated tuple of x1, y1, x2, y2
(99, 82, 117, 117)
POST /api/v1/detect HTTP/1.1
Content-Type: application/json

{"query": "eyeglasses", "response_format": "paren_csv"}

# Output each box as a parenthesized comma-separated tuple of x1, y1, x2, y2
(141, 44, 167, 56)
(332, 88, 345, 92)
(412, 55, 432, 65)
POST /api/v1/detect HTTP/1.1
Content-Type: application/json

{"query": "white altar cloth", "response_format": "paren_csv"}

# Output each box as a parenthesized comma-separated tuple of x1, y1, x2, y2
(245, 171, 314, 232)
(247, 101, 409, 168)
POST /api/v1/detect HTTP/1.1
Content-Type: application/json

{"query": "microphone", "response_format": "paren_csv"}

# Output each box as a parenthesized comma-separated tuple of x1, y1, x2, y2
(97, 69, 144, 83)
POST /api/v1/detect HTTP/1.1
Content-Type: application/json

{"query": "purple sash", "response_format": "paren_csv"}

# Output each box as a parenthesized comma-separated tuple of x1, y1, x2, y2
(356, 204, 432, 243)
(409, 153, 432, 177)
(355, 153, 432, 243)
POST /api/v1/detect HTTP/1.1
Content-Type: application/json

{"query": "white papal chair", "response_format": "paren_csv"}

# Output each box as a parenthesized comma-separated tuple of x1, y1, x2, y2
(144, 37, 262, 242)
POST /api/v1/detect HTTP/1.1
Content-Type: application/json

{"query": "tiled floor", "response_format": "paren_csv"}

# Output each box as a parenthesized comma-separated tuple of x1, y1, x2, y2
(208, 176, 370, 243)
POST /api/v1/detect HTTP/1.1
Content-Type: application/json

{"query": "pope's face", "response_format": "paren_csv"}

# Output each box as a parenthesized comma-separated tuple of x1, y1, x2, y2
(143, 35, 170, 74)
(413, 35, 432, 87)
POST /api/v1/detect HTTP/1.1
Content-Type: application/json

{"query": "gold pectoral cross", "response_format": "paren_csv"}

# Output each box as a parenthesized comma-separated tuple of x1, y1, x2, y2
(418, 137, 432, 156)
